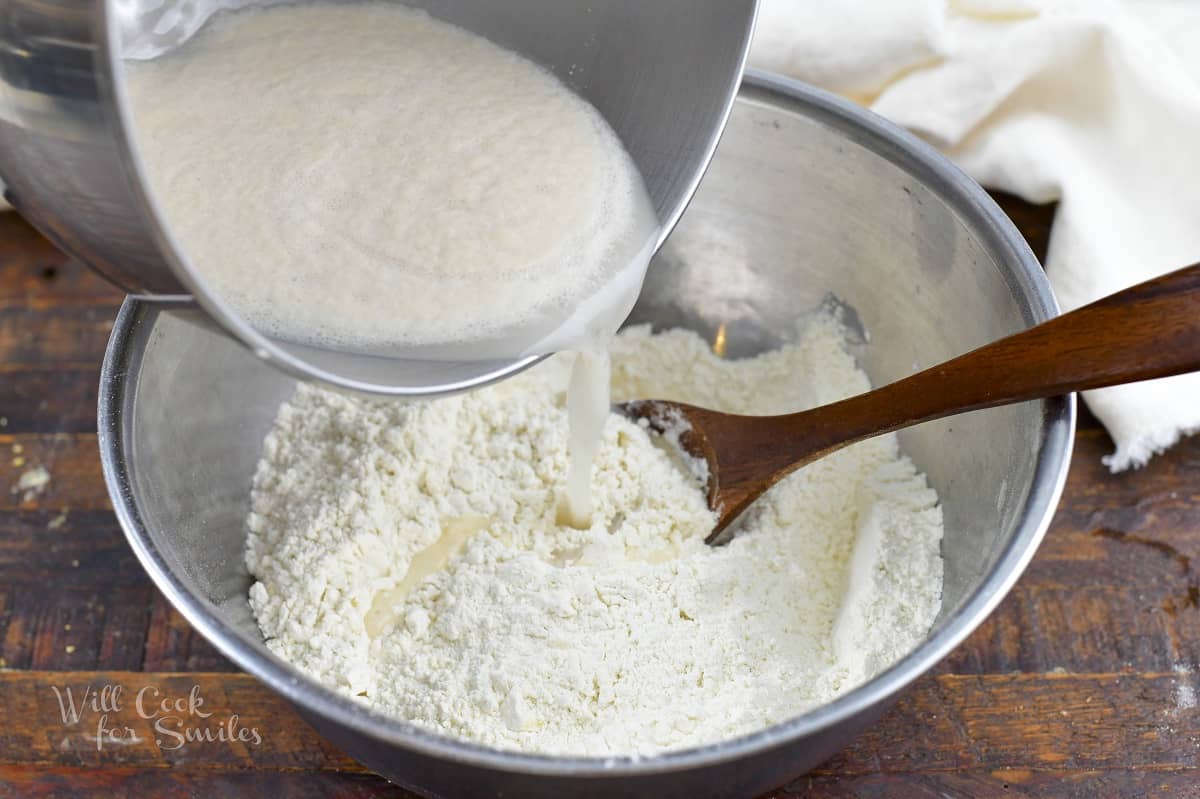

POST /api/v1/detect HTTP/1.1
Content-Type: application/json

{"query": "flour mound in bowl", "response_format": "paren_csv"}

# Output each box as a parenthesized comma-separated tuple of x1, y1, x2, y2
(244, 316, 944, 756)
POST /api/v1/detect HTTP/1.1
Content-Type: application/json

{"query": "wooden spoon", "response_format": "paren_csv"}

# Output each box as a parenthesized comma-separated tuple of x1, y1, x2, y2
(620, 263, 1200, 545)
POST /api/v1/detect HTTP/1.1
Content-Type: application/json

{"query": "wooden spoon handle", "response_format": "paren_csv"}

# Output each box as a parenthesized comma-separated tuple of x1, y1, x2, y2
(769, 262, 1200, 462)
(889, 261, 1200, 408)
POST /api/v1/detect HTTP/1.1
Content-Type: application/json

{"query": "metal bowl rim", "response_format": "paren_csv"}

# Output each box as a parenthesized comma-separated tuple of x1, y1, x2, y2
(98, 70, 1075, 778)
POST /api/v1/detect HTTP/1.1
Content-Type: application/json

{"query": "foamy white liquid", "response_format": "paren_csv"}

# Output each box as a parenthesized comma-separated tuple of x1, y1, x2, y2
(124, 2, 660, 525)
(124, 2, 658, 361)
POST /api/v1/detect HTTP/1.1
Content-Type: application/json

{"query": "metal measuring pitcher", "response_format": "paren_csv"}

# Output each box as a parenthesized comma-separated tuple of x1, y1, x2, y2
(0, 0, 758, 395)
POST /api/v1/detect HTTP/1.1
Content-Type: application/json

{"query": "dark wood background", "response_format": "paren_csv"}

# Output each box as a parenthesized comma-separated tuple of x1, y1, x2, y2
(1, 196, 1198, 798)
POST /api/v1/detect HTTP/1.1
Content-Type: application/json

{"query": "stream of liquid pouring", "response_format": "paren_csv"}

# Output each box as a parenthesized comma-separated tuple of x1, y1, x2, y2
(538, 190, 659, 531)
(550, 197, 658, 530)
(558, 349, 613, 528)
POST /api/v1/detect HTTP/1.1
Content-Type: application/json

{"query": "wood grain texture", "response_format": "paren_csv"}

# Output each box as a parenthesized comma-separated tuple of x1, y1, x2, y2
(3, 768, 1199, 799)
(0, 366, 99, 434)
(0, 434, 110, 512)
(0, 671, 1194, 796)
(3, 196, 1200, 797)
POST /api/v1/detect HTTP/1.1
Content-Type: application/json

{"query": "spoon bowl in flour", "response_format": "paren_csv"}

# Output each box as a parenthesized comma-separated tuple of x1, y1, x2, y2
(621, 262, 1200, 545)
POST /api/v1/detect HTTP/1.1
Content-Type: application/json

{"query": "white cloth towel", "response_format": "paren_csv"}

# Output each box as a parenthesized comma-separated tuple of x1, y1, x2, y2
(751, 0, 1200, 470)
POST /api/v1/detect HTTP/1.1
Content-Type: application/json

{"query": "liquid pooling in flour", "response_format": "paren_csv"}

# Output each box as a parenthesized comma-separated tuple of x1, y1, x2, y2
(123, 2, 662, 523)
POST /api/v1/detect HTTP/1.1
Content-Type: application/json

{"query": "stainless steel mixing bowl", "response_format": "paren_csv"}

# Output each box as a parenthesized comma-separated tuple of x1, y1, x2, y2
(99, 72, 1074, 798)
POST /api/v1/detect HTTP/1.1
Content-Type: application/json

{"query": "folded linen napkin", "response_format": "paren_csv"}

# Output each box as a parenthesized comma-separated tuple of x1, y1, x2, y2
(751, 0, 1200, 470)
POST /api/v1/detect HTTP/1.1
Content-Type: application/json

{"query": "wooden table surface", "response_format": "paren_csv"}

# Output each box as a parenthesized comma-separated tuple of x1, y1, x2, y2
(1, 196, 1198, 798)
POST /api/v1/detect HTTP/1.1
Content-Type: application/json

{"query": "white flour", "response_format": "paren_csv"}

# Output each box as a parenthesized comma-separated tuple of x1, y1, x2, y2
(246, 316, 944, 756)
(124, 3, 657, 359)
